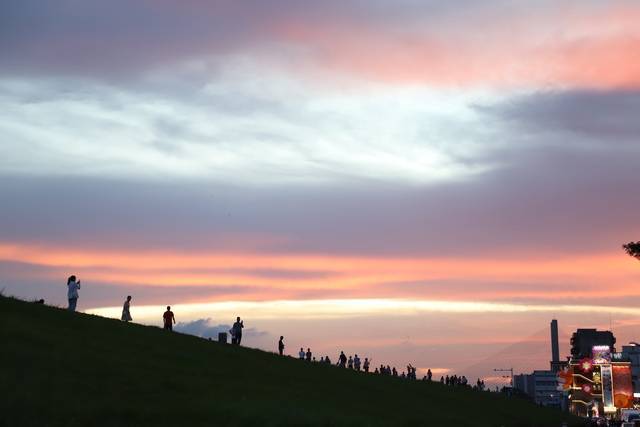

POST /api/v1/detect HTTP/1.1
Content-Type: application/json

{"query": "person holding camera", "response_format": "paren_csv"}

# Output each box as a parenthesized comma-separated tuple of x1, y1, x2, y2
(67, 275, 81, 311)
(232, 316, 244, 345)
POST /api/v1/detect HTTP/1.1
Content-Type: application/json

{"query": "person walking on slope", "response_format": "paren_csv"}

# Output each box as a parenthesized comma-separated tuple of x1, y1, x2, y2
(347, 356, 354, 369)
(232, 317, 244, 345)
(121, 295, 132, 322)
(67, 275, 81, 311)
(278, 336, 285, 355)
(354, 355, 361, 371)
(163, 306, 175, 331)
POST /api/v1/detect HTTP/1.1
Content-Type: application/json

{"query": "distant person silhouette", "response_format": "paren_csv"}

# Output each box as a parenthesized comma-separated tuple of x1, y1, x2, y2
(278, 336, 285, 355)
(232, 317, 244, 345)
(338, 351, 347, 368)
(347, 356, 353, 369)
(306, 348, 312, 361)
(325, 355, 331, 364)
(163, 306, 175, 331)
(299, 348, 305, 360)
(354, 354, 361, 371)
(66, 275, 81, 311)
(427, 369, 432, 381)
(121, 296, 132, 322)
(363, 357, 370, 373)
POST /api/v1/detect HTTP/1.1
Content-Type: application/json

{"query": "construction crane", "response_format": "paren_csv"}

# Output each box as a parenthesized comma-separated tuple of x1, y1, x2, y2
(494, 368, 514, 387)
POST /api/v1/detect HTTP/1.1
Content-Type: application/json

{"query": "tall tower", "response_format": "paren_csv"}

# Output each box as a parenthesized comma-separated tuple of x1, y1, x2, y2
(550, 319, 560, 371)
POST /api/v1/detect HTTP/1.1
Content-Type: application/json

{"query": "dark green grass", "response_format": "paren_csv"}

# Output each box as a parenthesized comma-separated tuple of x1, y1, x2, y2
(0, 296, 583, 427)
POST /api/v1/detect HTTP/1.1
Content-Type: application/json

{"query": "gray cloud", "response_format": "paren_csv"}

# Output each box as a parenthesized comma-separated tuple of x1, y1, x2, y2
(477, 90, 640, 143)
(174, 317, 268, 339)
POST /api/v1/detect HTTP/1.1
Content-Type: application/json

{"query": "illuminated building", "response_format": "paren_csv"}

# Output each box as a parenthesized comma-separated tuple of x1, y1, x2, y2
(565, 330, 633, 417)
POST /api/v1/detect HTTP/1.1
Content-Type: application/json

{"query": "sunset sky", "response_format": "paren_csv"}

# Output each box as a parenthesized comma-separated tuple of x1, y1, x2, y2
(1, 0, 639, 383)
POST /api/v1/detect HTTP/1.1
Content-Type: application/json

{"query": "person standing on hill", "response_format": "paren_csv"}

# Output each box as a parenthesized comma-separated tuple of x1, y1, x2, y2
(299, 348, 305, 359)
(121, 296, 132, 322)
(163, 306, 175, 331)
(278, 336, 285, 355)
(67, 275, 81, 311)
(338, 351, 347, 368)
(363, 357, 370, 373)
(354, 355, 361, 371)
(347, 355, 354, 369)
(306, 348, 312, 361)
(232, 317, 244, 345)
(427, 369, 432, 381)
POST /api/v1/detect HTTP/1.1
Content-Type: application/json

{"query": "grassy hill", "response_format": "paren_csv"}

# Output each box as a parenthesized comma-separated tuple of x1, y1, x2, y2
(1, 296, 583, 427)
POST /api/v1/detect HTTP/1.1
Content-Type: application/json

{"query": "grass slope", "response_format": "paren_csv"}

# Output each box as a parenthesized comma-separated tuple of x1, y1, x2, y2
(1, 296, 582, 427)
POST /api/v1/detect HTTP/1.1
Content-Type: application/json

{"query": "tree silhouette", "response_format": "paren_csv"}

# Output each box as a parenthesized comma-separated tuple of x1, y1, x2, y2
(623, 241, 640, 261)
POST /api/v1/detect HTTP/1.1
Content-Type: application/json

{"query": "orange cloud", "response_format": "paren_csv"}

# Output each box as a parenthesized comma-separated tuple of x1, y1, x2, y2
(1, 241, 638, 303)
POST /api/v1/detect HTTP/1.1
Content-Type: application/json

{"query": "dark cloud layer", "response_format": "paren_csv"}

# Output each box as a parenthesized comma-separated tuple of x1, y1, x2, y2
(1, 83, 638, 259)
(479, 90, 640, 142)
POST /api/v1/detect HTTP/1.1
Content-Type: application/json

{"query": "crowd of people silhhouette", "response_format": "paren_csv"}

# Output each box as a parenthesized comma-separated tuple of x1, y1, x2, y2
(60, 274, 490, 393)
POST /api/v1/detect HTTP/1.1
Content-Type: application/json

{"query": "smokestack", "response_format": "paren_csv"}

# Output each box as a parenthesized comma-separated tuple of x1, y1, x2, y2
(551, 319, 560, 364)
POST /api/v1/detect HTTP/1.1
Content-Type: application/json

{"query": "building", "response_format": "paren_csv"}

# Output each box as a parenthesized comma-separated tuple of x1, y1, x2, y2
(620, 344, 640, 394)
(566, 329, 633, 417)
(513, 320, 564, 407)
(570, 329, 616, 359)
(533, 371, 563, 407)
(514, 371, 562, 407)
(514, 373, 534, 396)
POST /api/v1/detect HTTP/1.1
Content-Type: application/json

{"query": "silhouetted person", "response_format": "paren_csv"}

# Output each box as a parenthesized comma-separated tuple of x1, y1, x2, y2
(299, 348, 305, 359)
(392, 367, 397, 377)
(427, 369, 432, 381)
(325, 355, 331, 364)
(306, 348, 312, 361)
(278, 336, 285, 355)
(67, 275, 81, 311)
(339, 351, 347, 368)
(363, 357, 370, 373)
(163, 306, 175, 331)
(347, 356, 353, 369)
(232, 316, 244, 345)
(121, 296, 132, 322)
(440, 376, 444, 384)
